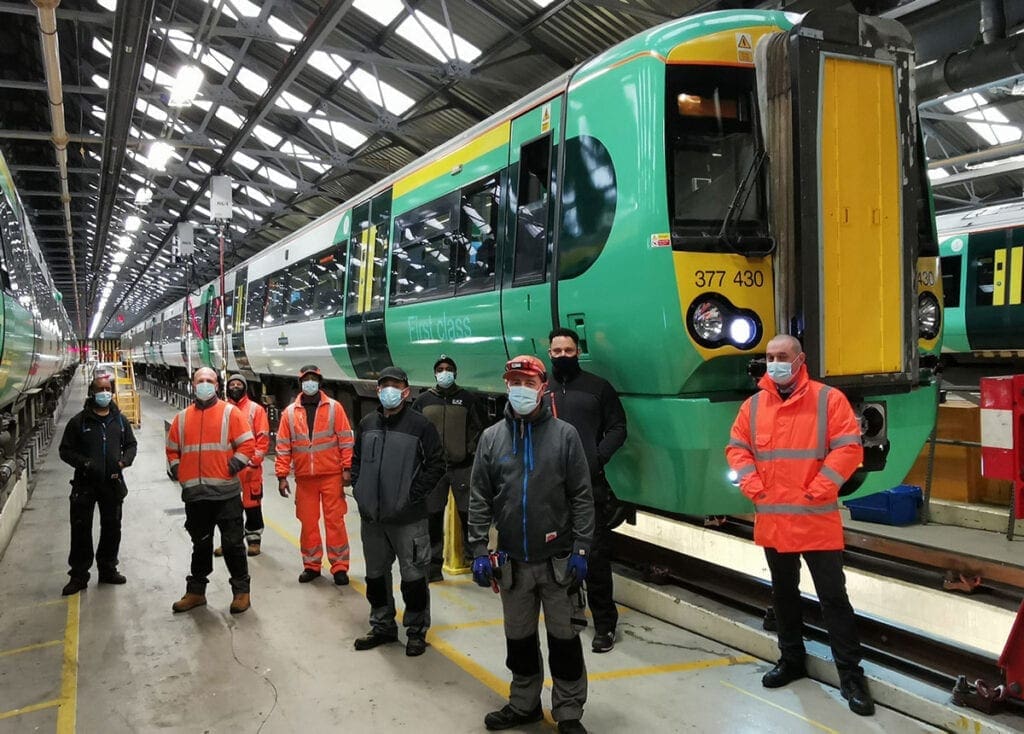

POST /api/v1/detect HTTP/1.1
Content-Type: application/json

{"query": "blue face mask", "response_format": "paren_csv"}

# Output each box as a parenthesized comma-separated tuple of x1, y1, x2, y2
(508, 385, 540, 415)
(766, 361, 794, 384)
(301, 380, 320, 396)
(93, 391, 112, 408)
(379, 386, 404, 409)
(435, 370, 455, 389)
(195, 382, 217, 401)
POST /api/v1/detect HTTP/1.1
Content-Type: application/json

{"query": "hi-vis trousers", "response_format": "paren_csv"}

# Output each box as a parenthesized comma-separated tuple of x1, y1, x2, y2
(295, 475, 350, 573)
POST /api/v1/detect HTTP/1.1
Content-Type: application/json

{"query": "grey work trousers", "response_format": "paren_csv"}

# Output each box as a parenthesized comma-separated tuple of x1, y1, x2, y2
(361, 518, 431, 637)
(500, 558, 587, 723)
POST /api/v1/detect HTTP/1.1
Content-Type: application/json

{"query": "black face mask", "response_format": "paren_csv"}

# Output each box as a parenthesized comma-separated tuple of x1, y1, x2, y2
(551, 355, 581, 380)
(227, 386, 246, 401)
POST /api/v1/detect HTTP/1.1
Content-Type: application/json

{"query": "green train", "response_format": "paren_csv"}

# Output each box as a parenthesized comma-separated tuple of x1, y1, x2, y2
(937, 204, 1024, 357)
(126, 9, 941, 516)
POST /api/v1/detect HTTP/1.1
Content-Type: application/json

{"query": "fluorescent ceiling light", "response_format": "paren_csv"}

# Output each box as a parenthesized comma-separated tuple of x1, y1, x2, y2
(125, 215, 142, 232)
(147, 141, 174, 171)
(117, 235, 132, 251)
(135, 187, 153, 206)
(168, 65, 204, 106)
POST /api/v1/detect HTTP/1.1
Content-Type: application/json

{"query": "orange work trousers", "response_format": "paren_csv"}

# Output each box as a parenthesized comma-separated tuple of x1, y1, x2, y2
(295, 475, 350, 573)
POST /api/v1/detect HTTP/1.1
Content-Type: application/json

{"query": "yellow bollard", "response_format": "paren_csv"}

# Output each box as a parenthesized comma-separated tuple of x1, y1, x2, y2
(442, 487, 471, 575)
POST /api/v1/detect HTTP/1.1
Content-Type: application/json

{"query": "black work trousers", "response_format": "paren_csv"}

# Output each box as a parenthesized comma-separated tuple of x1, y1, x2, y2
(184, 495, 250, 594)
(587, 498, 617, 635)
(68, 485, 123, 581)
(764, 547, 864, 681)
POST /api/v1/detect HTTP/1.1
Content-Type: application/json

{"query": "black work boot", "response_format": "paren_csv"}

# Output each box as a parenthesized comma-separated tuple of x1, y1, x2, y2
(484, 704, 544, 730)
(298, 569, 320, 583)
(62, 577, 88, 596)
(406, 635, 427, 657)
(333, 570, 349, 586)
(841, 676, 875, 716)
(762, 659, 807, 688)
(98, 569, 126, 584)
(354, 630, 399, 650)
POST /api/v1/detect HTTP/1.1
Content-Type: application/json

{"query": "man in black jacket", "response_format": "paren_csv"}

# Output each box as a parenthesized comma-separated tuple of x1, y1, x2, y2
(412, 354, 486, 581)
(469, 355, 595, 734)
(547, 327, 627, 653)
(351, 366, 444, 657)
(58, 375, 138, 596)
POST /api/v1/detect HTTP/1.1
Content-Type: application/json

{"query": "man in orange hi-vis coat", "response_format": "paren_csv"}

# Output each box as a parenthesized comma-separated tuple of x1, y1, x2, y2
(226, 374, 270, 556)
(166, 367, 255, 615)
(275, 365, 355, 586)
(726, 334, 874, 717)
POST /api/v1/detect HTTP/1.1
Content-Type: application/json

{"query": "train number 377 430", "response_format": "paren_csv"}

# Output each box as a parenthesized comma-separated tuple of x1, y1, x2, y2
(693, 270, 765, 288)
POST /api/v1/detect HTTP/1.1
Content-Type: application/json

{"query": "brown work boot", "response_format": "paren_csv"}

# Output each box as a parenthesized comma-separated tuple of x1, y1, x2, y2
(172, 592, 207, 613)
(229, 592, 251, 614)
(246, 542, 261, 557)
(213, 546, 224, 557)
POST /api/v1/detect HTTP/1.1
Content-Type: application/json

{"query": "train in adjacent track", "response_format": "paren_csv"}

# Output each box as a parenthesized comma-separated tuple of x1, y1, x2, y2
(125, 9, 941, 516)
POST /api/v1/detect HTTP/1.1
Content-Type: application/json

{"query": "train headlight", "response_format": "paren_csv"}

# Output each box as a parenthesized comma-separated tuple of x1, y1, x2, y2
(917, 292, 940, 340)
(687, 295, 762, 350)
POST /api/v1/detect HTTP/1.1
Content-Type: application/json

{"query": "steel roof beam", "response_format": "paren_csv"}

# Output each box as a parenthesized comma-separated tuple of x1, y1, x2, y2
(931, 158, 1024, 186)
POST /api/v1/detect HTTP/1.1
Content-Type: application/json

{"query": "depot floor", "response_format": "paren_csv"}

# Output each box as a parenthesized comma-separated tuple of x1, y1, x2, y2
(0, 376, 942, 733)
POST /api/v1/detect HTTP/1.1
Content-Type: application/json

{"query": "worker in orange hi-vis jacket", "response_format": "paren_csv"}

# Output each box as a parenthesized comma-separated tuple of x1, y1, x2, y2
(224, 373, 270, 556)
(275, 365, 355, 586)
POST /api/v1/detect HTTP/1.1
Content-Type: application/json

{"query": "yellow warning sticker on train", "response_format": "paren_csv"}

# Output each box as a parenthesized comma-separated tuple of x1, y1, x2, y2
(736, 32, 753, 63)
(541, 105, 551, 133)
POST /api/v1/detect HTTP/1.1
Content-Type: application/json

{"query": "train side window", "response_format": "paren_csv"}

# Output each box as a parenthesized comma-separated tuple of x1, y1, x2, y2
(285, 262, 315, 321)
(940, 255, 961, 308)
(975, 255, 994, 306)
(456, 175, 500, 295)
(369, 191, 392, 312)
(224, 290, 234, 334)
(391, 191, 459, 304)
(310, 246, 346, 319)
(513, 136, 551, 285)
(246, 277, 267, 329)
(266, 272, 289, 324)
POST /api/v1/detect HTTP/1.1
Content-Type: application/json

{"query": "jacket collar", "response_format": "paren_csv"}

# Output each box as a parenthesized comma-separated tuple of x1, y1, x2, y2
(757, 362, 811, 400)
(503, 401, 551, 427)
(229, 394, 251, 409)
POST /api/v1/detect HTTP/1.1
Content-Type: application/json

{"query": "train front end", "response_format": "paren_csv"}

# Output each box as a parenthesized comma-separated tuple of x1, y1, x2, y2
(577, 11, 940, 515)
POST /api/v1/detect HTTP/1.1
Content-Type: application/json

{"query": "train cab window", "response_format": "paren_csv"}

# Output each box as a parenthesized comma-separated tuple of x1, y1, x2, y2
(941, 255, 962, 308)
(246, 277, 267, 329)
(310, 247, 346, 319)
(391, 192, 460, 304)
(513, 136, 551, 284)
(975, 255, 995, 306)
(666, 66, 767, 252)
(456, 176, 500, 294)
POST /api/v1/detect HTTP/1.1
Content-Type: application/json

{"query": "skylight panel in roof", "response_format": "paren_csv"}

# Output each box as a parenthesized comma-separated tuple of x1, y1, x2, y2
(236, 67, 269, 97)
(167, 29, 196, 57)
(259, 166, 297, 190)
(346, 68, 415, 115)
(244, 186, 273, 206)
(143, 62, 175, 87)
(276, 91, 313, 114)
(279, 141, 330, 174)
(943, 92, 987, 114)
(309, 51, 351, 78)
(228, 0, 261, 17)
(97, 0, 118, 10)
(136, 99, 169, 122)
(215, 106, 245, 128)
(268, 16, 302, 41)
(966, 121, 1021, 146)
(354, 0, 402, 24)
(232, 151, 260, 170)
(530, 0, 558, 7)
(92, 74, 109, 90)
(91, 105, 107, 122)
(310, 117, 367, 148)
(397, 13, 481, 62)
(189, 159, 213, 174)
(201, 48, 234, 77)
(92, 37, 113, 58)
(253, 125, 283, 148)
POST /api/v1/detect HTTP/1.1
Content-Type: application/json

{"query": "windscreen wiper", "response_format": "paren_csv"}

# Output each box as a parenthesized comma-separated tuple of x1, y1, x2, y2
(717, 148, 766, 248)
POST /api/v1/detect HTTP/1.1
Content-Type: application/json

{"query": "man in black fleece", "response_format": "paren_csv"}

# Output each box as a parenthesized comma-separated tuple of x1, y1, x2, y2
(351, 366, 444, 657)
(547, 327, 627, 653)
(58, 374, 138, 595)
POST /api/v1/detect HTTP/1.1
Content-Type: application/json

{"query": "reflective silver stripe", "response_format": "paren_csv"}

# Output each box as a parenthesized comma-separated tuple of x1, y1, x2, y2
(755, 502, 839, 515)
(830, 434, 861, 449)
(749, 393, 760, 448)
(181, 477, 242, 488)
(233, 451, 251, 464)
(326, 402, 335, 437)
(165, 435, 180, 450)
(220, 404, 233, 447)
(181, 443, 234, 454)
(728, 438, 753, 452)
(233, 430, 254, 447)
(816, 387, 831, 459)
(735, 464, 756, 479)
(819, 465, 846, 488)
(338, 430, 354, 439)
(290, 405, 301, 440)
(248, 402, 259, 424)
(758, 448, 821, 460)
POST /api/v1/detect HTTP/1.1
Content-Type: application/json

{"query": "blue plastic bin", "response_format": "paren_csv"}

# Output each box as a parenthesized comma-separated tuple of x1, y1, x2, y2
(843, 485, 922, 526)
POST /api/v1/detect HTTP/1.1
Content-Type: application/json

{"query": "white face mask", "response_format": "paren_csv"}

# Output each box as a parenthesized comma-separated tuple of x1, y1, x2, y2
(435, 370, 455, 389)
(507, 385, 541, 415)
(301, 380, 320, 396)
(195, 382, 217, 401)
(379, 386, 404, 409)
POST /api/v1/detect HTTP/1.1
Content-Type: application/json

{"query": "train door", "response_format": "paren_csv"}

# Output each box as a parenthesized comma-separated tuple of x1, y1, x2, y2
(964, 230, 1024, 350)
(231, 266, 258, 379)
(344, 190, 394, 378)
(501, 100, 561, 358)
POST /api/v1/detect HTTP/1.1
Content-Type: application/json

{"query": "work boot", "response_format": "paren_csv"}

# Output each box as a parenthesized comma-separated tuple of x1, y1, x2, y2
(98, 569, 127, 584)
(406, 635, 427, 657)
(592, 630, 614, 653)
(354, 630, 398, 650)
(333, 570, 349, 586)
(213, 546, 224, 557)
(298, 569, 320, 583)
(172, 592, 207, 613)
(428, 564, 443, 583)
(557, 721, 587, 734)
(62, 577, 88, 596)
(229, 593, 251, 614)
(246, 542, 261, 557)
(841, 676, 876, 716)
(762, 659, 807, 688)
(484, 704, 543, 730)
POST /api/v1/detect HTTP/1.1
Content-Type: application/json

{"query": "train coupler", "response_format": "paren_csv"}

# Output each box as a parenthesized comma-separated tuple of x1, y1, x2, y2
(942, 571, 982, 593)
(952, 675, 1021, 714)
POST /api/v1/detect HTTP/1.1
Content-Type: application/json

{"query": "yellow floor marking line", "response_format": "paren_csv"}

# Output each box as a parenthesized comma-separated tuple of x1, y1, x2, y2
(0, 699, 61, 721)
(434, 585, 483, 612)
(585, 654, 757, 683)
(0, 639, 62, 658)
(720, 680, 839, 734)
(56, 593, 80, 733)
(262, 516, 367, 594)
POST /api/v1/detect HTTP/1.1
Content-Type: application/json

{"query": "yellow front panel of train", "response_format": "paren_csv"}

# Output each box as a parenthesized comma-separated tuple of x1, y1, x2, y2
(820, 56, 903, 376)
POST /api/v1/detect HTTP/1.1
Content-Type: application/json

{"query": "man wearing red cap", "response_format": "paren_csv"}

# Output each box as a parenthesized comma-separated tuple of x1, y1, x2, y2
(468, 355, 595, 734)
(275, 365, 355, 585)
